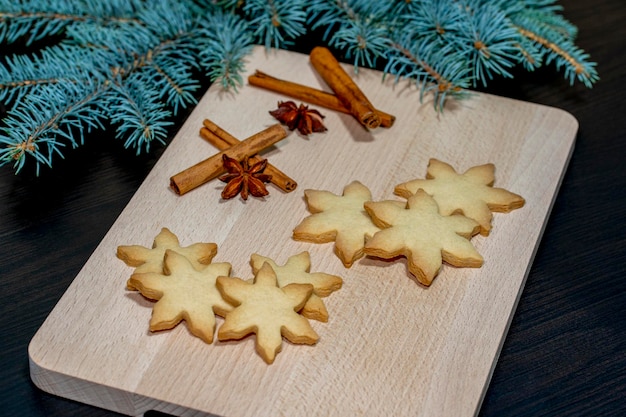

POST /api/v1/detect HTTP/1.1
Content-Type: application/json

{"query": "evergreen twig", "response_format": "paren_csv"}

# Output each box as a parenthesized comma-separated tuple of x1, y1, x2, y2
(0, 0, 598, 174)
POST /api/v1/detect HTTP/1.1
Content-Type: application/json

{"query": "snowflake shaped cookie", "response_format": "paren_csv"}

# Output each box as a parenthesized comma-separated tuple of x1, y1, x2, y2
(117, 227, 218, 275)
(250, 252, 343, 322)
(217, 263, 318, 364)
(394, 159, 525, 235)
(128, 249, 233, 344)
(364, 190, 483, 286)
(292, 180, 382, 267)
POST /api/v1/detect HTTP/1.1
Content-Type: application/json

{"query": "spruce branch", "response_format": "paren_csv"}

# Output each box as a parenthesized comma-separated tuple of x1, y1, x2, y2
(0, 45, 93, 104)
(454, 3, 521, 86)
(197, 10, 255, 90)
(241, 0, 307, 48)
(0, 79, 108, 173)
(308, 0, 598, 100)
(386, 39, 472, 110)
(0, 0, 599, 174)
(514, 24, 598, 87)
(107, 78, 172, 154)
(331, 19, 391, 69)
(0, 0, 218, 172)
(0, 0, 146, 45)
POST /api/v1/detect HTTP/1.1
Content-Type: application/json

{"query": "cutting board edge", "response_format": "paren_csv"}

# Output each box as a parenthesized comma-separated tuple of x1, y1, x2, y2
(471, 122, 578, 417)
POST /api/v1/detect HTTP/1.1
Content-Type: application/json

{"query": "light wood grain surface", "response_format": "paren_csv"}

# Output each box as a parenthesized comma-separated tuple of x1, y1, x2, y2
(28, 46, 577, 417)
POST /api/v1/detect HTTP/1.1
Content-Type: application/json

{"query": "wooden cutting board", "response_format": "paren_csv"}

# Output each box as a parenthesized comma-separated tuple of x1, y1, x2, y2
(29, 46, 578, 417)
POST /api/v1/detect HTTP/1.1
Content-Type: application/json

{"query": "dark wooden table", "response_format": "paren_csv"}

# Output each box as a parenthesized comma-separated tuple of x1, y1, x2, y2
(1, 1, 624, 416)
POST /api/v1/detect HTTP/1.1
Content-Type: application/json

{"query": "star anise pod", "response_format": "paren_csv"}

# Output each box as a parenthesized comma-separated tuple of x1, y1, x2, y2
(219, 155, 272, 200)
(269, 101, 327, 136)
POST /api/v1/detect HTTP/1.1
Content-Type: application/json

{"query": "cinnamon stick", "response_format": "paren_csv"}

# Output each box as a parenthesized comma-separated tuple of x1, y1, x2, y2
(309, 46, 381, 129)
(200, 119, 297, 192)
(170, 124, 287, 195)
(248, 70, 395, 128)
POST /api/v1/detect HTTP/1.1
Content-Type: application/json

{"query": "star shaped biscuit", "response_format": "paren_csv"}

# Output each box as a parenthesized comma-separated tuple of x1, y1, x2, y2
(394, 159, 525, 235)
(292, 181, 382, 267)
(250, 252, 343, 322)
(364, 190, 483, 286)
(217, 263, 318, 364)
(128, 249, 233, 343)
(117, 227, 218, 289)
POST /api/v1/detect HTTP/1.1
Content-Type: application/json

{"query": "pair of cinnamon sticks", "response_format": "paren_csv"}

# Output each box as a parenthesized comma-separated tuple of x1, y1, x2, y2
(249, 46, 395, 130)
(169, 122, 295, 196)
